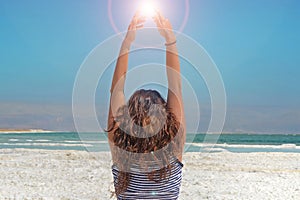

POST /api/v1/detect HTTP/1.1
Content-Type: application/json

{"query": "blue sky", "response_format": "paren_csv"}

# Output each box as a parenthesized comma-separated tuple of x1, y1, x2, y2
(0, 0, 300, 132)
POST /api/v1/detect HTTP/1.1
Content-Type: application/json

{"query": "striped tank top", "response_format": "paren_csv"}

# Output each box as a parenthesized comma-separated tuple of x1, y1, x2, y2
(112, 158, 184, 200)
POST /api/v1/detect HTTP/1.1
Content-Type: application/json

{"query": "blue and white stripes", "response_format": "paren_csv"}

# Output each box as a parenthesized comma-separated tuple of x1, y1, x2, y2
(112, 159, 183, 200)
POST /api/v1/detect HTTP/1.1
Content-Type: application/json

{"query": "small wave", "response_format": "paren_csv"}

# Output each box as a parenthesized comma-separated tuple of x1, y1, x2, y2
(63, 140, 108, 144)
(9, 139, 19, 142)
(34, 139, 51, 142)
(201, 147, 230, 153)
(186, 143, 300, 149)
(279, 144, 297, 149)
(81, 141, 108, 144)
(64, 140, 82, 143)
(1, 143, 93, 147)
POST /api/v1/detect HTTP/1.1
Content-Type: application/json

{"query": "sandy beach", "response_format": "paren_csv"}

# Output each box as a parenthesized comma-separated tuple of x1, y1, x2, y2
(0, 148, 299, 199)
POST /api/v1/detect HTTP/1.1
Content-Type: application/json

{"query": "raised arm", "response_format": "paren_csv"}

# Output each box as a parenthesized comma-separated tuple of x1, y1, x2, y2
(107, 14, 145, 138)
(154, 12, 186, 160)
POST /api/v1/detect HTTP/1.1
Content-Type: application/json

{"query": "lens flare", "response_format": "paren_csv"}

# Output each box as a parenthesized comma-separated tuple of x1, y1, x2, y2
(139, 0, 157, 18)
(108, 0, 190, 34)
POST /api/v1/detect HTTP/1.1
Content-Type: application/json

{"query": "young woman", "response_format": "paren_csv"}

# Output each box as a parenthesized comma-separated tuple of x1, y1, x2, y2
(107, 11, 186, 199)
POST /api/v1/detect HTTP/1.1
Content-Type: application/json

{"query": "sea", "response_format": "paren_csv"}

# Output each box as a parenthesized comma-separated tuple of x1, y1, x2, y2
(0, 132, 300, 153)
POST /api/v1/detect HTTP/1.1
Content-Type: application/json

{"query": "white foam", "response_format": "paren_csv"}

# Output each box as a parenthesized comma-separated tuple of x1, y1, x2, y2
(279, 144, 297, 149)
(0, 129, 54, 134)
(64, 140, 82, 143)
(63, 140, 108, 144)
(8, 139, 19, 142)
(1, 143, 93, 147)
(190, 143, 300, 150)
(80, 141, 108, 144)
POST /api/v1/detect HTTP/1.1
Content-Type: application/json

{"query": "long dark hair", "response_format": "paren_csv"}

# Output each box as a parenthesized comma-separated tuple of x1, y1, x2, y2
(107, 89, 182, 196)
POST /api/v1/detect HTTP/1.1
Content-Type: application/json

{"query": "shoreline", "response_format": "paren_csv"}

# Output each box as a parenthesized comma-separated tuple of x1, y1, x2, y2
(1, 130, 300, 135)
(0, 148, 299, 199)
(0, 129, 58, 134)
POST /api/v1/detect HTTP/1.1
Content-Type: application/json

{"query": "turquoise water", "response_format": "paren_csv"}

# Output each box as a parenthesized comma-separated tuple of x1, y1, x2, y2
(189, 133, 300, 145)
(0, 132, 300, 153)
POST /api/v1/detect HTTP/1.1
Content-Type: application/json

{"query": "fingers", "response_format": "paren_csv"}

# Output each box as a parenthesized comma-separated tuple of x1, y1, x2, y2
(128, 12, 146, 30)
(153, 10, 168, 29)
(153, 15, 162, 29)
(156, 10, 165, 23)
(131, 19, 145, 30)
(136, 17, 146, 25)
(128, 21, 145, 31)
(128, 9, 171, 31)
(136, 24, 144, 30)
(132, 11, 146, 25)
(153, 18, 161, 29)
(133, 10, 141, 19)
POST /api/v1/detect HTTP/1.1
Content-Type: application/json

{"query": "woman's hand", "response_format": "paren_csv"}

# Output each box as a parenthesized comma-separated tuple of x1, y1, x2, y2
(123, 12, 146, 48)
(153, 11, 176, 44)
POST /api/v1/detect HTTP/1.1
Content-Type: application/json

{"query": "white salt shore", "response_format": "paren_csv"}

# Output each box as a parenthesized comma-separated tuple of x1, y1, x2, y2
(0, 149, 299, 199)
(0, 129, 55, 134)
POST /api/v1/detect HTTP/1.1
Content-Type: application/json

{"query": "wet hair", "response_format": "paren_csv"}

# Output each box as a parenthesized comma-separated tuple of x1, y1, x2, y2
(106, 89, 182, 196)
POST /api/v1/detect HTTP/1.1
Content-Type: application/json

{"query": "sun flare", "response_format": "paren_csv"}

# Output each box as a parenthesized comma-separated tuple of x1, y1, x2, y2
(139, 0, 157, 18)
